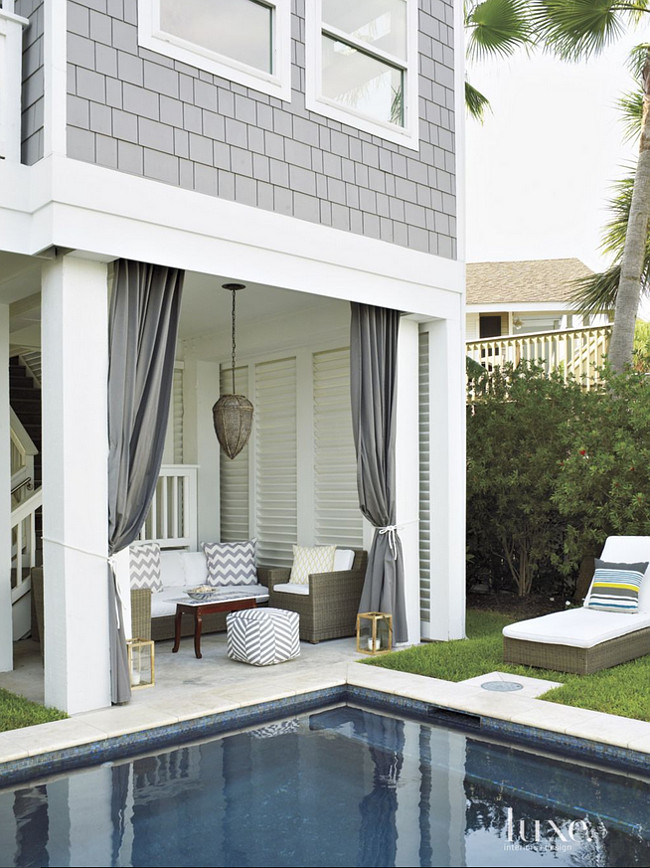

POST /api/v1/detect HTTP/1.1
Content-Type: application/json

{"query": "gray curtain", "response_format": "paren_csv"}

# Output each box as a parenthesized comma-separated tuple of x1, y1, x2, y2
(107, 259, 184, 703)
(350, 303, 407, 643)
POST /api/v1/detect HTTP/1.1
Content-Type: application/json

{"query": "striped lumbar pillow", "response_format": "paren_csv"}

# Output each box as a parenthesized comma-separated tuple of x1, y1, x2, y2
(130, 542, 163, 593)
(586, 560, 648, 614)
(202, 539, 257, 586)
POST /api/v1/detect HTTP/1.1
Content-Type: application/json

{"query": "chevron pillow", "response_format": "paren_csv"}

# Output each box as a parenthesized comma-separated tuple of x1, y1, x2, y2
(289, 545, 336, 585)
(202, 539, 257, 587)
(129, 542, 163, 593)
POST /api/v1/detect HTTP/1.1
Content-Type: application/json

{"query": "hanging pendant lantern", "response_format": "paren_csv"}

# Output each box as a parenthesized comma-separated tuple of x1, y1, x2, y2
(213, 284, 254, 459)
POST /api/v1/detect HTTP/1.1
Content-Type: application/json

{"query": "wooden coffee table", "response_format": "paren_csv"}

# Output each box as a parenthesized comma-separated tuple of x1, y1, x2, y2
(172, 596, 257, 659)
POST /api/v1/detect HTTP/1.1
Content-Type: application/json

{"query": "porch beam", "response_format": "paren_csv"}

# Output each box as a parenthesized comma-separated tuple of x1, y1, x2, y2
(41, 255, 111, 713)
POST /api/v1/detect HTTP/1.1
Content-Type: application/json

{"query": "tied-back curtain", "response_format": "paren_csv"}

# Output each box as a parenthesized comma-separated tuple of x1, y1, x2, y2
(350, 303, 407, 644)
(107, 259, 184, 703)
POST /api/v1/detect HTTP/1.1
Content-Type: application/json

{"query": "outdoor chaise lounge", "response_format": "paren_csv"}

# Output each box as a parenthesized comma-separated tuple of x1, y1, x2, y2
(503, 536, 650, 674)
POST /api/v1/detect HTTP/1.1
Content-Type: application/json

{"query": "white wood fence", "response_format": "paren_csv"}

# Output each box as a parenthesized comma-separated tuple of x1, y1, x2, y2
(466, 325, 612, 391)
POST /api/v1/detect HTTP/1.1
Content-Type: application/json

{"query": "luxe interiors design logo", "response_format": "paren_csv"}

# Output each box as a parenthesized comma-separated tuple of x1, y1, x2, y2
(503, 808, 607, 852)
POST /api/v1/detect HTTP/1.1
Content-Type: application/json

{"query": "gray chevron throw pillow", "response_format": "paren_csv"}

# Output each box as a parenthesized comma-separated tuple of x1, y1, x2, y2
(202, 539, 257, 586)
(130, 542, 163, 592)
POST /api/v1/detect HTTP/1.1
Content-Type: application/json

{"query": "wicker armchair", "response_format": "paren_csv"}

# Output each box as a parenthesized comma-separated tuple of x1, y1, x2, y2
(131, 588, 152, 640)
(260, 549, 367, 644)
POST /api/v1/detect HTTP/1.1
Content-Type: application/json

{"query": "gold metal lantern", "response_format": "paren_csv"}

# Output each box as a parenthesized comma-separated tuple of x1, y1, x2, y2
(213, 284, 254, 459)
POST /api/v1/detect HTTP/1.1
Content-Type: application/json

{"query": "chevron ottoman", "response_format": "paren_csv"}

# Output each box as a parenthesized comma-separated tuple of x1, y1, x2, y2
(226, 608, 300, 666)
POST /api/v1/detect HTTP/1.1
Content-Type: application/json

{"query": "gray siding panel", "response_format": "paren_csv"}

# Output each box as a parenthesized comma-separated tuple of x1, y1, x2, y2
(17, 0, 44, 164)
(66, 0, 457, 257)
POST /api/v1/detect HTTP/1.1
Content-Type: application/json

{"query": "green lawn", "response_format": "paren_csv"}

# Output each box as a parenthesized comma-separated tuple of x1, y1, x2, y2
(0, 688, 66, 732)
(365, 609, 650, 722)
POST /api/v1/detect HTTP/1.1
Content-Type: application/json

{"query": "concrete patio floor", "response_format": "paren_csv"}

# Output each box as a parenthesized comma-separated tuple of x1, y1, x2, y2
(1, 634, 650, 769)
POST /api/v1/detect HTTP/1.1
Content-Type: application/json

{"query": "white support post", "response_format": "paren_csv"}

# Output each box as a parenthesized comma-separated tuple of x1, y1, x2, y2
(395, 317, 421, 645)
(41, 255, 111, 713)
(195, 360, 221, 544)
(422, 314, 466, 641)
(0, 304, 11, 671)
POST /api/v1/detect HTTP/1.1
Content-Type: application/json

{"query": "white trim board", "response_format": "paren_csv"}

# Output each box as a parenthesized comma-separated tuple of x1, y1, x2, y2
(2, 155, 464, 319)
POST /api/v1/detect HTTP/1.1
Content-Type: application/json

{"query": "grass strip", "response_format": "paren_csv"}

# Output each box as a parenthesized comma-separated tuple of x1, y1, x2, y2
(0, 688, 67, 732)
(365, 609, 650, 722)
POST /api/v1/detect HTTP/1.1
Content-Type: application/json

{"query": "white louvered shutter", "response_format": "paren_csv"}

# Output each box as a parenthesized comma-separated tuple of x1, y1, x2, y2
(313, 347, 363, 548)
(219, 364, 250, 542)
(418, 329, 430, 626)
(172, 365, 184, 464)
(255, 357, 297, 567)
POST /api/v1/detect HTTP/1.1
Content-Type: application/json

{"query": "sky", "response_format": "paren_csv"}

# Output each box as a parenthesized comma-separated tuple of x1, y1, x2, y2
(465, 30, 645, 275)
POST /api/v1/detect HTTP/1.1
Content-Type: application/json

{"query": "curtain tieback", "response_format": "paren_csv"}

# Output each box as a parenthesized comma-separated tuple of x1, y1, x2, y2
(378, 520, 419, 559)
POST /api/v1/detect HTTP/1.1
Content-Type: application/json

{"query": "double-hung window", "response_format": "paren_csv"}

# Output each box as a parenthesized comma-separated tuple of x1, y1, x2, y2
(306, 0, 418, 148)
(138, 0, 291, 100)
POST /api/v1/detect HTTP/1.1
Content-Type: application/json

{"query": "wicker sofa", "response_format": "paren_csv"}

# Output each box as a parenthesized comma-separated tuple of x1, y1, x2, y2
(131, 549, 269, 642)
(265, 548, 367, 643)
(503, 536, 650, 674)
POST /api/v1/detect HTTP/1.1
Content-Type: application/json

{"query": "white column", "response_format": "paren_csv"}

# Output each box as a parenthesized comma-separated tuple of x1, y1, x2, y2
(395, 317, 421, 645)
(0, 305, 11, 671)
(41, 255, 111, 713)
(422, 313, 466, 640)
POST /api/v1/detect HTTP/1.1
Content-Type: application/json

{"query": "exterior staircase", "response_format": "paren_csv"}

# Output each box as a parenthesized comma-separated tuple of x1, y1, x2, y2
(9, 355, 42, 640)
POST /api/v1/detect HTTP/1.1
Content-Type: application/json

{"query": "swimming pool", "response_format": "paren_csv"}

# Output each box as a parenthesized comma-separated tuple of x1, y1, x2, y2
(0, 702, 648, 867)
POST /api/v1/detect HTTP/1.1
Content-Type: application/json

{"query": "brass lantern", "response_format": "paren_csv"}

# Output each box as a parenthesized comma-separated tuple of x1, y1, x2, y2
(213, 284, 254, 459)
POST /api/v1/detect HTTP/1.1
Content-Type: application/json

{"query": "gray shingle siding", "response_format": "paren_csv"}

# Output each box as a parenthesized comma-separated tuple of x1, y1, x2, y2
(17, 0, 44, 164)
(66, 0, 457, 258)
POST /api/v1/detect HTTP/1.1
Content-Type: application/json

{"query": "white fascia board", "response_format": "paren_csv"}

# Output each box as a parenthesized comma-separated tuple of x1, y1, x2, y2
(466, 302, 574, 314)
(26, 155, 463, 319)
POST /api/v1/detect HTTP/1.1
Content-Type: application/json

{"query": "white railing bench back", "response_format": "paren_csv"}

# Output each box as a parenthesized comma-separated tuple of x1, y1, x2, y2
(11, 486, 41, 604)
(138, 465, 198, 550)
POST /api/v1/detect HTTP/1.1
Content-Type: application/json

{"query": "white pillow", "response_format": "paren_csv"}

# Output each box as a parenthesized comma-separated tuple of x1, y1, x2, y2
(159, 551, 185, 590)
(289, 545, 336, 585)
(183, 552, 209, 587)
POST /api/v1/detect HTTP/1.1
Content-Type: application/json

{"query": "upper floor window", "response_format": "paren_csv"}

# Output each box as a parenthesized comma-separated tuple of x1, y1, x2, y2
(138, 0, 291, 100)
(306, 0, 419, 149)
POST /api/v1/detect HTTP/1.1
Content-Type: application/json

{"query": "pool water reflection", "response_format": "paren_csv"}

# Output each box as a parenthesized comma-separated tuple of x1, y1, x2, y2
(0, 705, 649, 867)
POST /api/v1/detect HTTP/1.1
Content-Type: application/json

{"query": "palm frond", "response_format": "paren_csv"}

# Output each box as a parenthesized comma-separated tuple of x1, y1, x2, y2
(599, 167, 639, 257)
(569, 266, 620, 316)
(465, 80, 491, 121)
(466, 0, 534, 62)
(626, 42, 650, 78)
(617, 88, 644, 141)
(532, 0, 626, 60)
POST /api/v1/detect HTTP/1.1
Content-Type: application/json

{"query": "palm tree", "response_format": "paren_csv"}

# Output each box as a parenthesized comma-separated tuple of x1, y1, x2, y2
(533, 1, 650, 371)
(464, 0, 534, 121)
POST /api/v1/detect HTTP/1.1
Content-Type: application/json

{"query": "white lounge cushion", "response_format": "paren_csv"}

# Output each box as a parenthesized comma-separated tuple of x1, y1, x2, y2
(183, 551, 209, 587)
(273, 582, 310, 596)
(151, 586, 188, 618)
(159, 552, 186, 590)
(503, 607, 650, 649)
(334, 549, 355, 571)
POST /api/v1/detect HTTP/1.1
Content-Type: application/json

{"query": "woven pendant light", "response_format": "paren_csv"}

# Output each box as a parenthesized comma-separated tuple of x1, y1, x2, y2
(213, 284, 254, 459)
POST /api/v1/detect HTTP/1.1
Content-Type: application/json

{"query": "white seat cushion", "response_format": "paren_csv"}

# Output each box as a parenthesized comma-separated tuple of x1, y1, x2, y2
(274, 582, 309, 596)
(503, 607, 650, 649)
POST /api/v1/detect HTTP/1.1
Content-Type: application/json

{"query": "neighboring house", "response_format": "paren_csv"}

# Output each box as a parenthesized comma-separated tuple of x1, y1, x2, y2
(0, 1, 465, 713)
(465, 259, 612, 385)
(466, 258, 609, 340)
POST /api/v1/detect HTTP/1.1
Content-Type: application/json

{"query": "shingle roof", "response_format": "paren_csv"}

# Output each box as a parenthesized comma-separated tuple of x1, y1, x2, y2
(466, 259, 593, 305)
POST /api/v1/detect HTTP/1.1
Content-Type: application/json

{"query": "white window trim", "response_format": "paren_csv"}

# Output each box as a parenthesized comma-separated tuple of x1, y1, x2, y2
(138, 0, 292, 101)
(305, 0, 419, 150)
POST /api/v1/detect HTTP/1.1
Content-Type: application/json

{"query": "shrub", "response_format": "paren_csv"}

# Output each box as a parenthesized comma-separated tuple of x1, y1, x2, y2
(467, 362, 587, 596)
(553, 366, 650, 569)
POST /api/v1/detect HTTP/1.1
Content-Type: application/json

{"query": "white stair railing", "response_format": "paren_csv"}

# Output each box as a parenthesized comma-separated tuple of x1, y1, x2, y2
(466, 325, 612, 392)
(138, 465, 198, 550)
(10, 407, 37, 500)
(10, 486, 41, 604)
